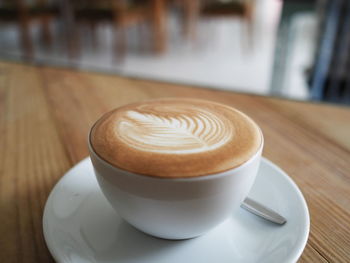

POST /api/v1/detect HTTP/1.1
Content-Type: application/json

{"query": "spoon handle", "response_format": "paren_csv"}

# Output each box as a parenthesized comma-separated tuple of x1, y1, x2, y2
(241, 197, 287, 225)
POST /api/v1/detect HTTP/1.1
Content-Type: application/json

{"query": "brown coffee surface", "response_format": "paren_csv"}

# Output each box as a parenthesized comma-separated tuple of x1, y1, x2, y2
(90, 98, 262, 178)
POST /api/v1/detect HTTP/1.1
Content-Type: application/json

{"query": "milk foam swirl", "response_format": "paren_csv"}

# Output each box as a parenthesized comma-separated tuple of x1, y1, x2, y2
(117, 108, 234, 154)
(91, 98, 263, 177)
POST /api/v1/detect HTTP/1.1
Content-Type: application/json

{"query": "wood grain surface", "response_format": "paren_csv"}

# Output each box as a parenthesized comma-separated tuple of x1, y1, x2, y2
(0, 61, 349, 262)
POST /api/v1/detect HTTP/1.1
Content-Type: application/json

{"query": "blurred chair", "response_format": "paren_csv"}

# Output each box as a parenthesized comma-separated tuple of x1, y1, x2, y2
(0, 0, 59, 59)
(170, 0, 200, 40)
(200, 0, 255, 46)
(68, 0, 160, 58)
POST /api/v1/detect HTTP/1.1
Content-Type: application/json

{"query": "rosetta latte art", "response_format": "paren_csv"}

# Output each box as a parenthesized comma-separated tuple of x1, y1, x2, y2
(117, 109, 233, 153)
(91, 99, 262, 177)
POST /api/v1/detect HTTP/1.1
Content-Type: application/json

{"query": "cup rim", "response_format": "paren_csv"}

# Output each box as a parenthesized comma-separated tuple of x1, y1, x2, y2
(88, 124, 264, 182)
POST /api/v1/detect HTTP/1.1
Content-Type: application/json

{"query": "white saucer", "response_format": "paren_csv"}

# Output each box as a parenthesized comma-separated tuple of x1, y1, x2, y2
(43, 157, 309, 263)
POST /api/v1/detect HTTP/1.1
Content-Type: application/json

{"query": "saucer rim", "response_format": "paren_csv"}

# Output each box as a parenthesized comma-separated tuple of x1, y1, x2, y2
(260, 158, 310, 263)
(43, 157, 310, 263)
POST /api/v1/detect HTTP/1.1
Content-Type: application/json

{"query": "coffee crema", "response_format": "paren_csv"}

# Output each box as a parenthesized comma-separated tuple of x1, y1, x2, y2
(90, 98, 262, 178)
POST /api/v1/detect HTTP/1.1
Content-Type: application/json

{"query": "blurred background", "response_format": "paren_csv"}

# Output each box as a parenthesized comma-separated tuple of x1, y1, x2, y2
(0, 0, 349, 105)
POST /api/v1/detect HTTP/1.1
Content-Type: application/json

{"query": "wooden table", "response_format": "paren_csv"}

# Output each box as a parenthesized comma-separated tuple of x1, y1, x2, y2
(0, 61, 349, 262)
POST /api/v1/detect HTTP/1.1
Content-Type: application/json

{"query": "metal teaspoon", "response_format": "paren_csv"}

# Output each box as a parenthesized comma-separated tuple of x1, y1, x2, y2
(241, 198, 287, 225)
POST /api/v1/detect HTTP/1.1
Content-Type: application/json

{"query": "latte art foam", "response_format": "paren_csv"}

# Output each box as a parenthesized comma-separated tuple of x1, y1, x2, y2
(117, 108, 233, 154)
(90, 98, 262, 178)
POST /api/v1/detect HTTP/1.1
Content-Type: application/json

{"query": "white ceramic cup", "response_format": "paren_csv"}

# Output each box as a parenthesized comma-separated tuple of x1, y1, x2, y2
(88, 134, 263, 240)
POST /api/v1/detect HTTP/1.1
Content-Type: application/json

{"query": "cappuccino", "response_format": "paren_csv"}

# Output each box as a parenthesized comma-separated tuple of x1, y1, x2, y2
(90, 98, 262, 178)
